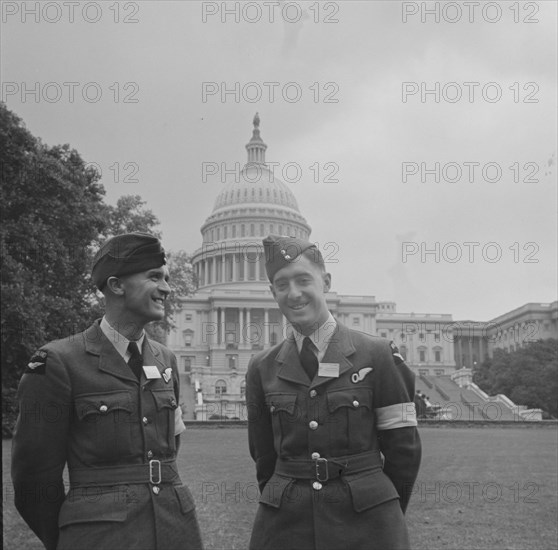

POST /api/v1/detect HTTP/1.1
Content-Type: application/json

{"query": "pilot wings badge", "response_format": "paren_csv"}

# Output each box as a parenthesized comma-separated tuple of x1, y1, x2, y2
(162, 368, 173, 383)
(351, 367, 373, 384)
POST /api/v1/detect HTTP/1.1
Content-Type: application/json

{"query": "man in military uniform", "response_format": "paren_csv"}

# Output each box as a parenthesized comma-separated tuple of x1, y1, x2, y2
(11, 233, 203, 550)
(246, 235, 421, 549)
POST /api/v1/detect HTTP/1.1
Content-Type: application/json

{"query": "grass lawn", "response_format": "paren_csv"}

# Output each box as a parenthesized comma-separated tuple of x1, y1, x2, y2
(3, 425, 557, 550)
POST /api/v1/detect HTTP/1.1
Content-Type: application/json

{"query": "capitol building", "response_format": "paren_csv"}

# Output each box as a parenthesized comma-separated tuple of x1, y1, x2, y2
(167, 115, 555, 420)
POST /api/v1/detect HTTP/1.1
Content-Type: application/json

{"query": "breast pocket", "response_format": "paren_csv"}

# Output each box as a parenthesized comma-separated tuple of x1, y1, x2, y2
(265, 392, 300, 452)
(151, 388, 178, 452)
(326, 387, 373, 454)
(74, 390, 134, 461)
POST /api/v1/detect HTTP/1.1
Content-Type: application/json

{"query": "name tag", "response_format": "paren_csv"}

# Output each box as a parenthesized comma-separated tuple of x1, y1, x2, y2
(143, 366, 161, 379)
(318, 363, 340, 378)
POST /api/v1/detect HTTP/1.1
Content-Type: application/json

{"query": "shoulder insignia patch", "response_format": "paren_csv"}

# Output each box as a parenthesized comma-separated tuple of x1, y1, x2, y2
(25, 350, 47, 375)
(351, 367, 373, 383)
(390, 341, 405, 365)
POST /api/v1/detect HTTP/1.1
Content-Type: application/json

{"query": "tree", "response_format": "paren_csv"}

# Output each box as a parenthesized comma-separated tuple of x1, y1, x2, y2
(102, 195, 161, 240)
(1, 103, 108, 434)
(474, 339, 558, 418)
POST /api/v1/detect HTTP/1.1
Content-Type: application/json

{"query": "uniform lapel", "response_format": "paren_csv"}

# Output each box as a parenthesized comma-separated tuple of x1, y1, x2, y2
(275, 335, 311, 386)
(311, 322, 355, 390)
(143, 339, 172, 384)
(83, 321, 138, 383)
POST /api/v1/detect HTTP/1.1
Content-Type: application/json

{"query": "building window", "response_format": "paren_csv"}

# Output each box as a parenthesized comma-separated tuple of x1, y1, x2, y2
(419, 350, 426, 362)
(419, 333, 425, 341)
(434, 333, 440, 342)
(224, 226, 228, 239)
(353, 318, 360, 326)
(260, 223, 264, 235)
(435, 350, 441, 362)
(241, 224, 245, 237)
(185, 314, 192, 322)
(227, 355, 237, 370)
(232, 225, 236, 238)
(380, 332, 387, 338)
(182, 329, 194, 347)
(240, 380, 246, 399)
(215, 380, 227, 397)
(182, 356, 193, 372)
(434, 369, 444, 376)
(250, 224, 255, 236)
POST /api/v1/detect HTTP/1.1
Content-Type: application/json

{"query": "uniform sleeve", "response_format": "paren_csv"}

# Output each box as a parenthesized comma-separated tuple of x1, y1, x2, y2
(374, 341, 422, 513)
(11, 346, 71, 550)
(245, 357, 276, 493)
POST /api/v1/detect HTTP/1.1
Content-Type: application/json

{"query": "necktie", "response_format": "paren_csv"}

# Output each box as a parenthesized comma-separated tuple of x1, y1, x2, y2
(300, 337, 318, 381)
(127, 341, 143, 380)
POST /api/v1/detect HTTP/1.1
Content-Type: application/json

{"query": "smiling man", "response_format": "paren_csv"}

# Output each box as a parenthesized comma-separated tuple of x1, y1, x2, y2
(11, 233, 203, 550)
(246, 235, 422, 550)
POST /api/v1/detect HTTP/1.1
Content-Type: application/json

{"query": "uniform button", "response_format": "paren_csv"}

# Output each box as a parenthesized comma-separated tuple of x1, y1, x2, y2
(353, 400, 359, 408)
(312, 482, 323, 491)
(152, 486, 160, 495)
(142, 417, 149, 425)
(147, 450, 153, 458)
(99, 405, 108, 413)
(270, 405, 276, 413)
(309, 420, 318, 430)
(171, 399, 177, 407)
(309, 389, 317, 398)
(311, 452, 320, 460)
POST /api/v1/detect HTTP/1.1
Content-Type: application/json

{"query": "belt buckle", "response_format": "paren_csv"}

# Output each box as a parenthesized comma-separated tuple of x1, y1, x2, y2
(149, 460, 162, 485)
(315, 457, 329, 482)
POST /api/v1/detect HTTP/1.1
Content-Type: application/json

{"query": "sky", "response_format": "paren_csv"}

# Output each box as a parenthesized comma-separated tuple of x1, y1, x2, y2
(2, 0, 557, 322)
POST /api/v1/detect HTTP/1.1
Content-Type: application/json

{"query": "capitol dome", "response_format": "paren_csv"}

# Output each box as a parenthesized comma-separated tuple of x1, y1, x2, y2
(193, 114, 311, 289)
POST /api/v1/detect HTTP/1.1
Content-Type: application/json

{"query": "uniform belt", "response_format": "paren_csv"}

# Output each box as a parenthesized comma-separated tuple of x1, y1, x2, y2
(275, 450, 382, 483)
(69, 460, 180, 488)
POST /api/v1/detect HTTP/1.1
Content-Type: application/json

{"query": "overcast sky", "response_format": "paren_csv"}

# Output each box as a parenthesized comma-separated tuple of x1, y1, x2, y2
(2, 0, 557, 322)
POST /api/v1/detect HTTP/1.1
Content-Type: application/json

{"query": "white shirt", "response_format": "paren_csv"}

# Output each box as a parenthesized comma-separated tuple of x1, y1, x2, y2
(100, 316, 146, 362)
(292, 312, 337, 362)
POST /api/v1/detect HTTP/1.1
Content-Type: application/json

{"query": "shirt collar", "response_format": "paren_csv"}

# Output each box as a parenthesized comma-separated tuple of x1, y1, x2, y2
(292, 312, 337, 358)
(100, 316, 145, 360)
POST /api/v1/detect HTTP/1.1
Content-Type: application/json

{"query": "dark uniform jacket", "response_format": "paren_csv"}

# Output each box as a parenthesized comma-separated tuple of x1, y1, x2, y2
(246, 322, 421, 550)
(11, 321, 202, 550)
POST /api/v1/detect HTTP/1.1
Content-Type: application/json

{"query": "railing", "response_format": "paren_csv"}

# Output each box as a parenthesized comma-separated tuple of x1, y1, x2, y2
(434, 383, 450, 401)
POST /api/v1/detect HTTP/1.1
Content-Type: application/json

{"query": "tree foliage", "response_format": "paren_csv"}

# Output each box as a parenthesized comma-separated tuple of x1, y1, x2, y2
(473, 339, 558, 418)
(1, 103, 108, 434)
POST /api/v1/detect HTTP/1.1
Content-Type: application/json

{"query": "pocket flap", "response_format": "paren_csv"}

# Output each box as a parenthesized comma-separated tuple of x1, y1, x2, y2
(174, 485, 196, 514)
(265, 393, 297, 415)
(345, 471, 399, 512)
(327, 388, 372, 413)
(75, 390, 132, 420)
(151, 388, 178, 411)
(259, 474, 293, 508)
(59, 491, 127, 527)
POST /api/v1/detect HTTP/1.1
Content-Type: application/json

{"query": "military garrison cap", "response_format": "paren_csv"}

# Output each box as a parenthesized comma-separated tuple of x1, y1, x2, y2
(91, 233, 166, 290)
(263, 235, 320, 282)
